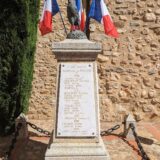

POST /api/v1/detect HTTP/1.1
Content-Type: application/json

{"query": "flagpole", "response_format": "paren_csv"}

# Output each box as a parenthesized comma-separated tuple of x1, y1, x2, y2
(84, 0, 90, 39)
(59, 10, 68, 36)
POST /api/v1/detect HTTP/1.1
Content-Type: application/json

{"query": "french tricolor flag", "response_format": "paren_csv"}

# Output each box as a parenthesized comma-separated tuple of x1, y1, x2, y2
(89, 0, 119, 38)
(76, 0, 85, 31)
(39, 0, 59, 35)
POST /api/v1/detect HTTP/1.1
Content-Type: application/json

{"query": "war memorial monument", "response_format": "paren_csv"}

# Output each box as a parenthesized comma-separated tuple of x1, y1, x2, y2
(45, 0, 110, 159)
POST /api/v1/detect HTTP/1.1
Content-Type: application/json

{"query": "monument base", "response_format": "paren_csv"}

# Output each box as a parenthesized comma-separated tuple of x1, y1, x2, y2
(45, 138, 110, 160)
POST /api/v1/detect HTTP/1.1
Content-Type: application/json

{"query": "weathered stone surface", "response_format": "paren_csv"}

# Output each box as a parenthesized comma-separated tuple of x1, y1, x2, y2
(113, 10, 128, 15)
(115, 0, 124, 4)
(141, 90, 148, 98)
(134, 113, 143, 121)
(114, 21, 125, 28)
(141, 28, 150, 35)
(143, 13, 156, 22)
(143, 77, 152, 87)
(148, 68, 157, 75)
(148, 90, 156, 98)
(119, 15, 128, 21)
(143, 105, 153, 112)
(154, 83, 160, 89)
(154, 28, 160, 35)
(155, 9, 160, 15)
(130, 21, 140, 27)
(134, 61, 143, 67)
(98, 54, 109, 62)
(151, 98, 160, 104)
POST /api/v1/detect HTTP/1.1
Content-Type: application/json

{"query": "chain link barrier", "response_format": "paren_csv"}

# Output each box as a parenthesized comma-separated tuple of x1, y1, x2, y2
(27, 122, 51, 136)
(27, 121, 121, 137)
(4, 123, 22, 160)
(130, 123, 150, 160)
(3, 121, 151, 160)
(27, 122, 120, 136)
(27, 122, 121, 137)
(100, 124, 121, 136)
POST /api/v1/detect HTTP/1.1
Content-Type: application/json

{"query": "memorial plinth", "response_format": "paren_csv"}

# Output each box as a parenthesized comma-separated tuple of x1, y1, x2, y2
(45, 39, 110, 160)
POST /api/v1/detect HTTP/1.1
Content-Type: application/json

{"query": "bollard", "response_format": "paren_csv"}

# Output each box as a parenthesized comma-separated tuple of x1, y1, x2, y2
(124, 114, 136, 140)
(15, 113, 28, 139)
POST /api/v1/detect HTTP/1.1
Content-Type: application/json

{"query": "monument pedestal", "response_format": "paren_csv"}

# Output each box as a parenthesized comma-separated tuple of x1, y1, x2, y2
(45, 138, 109, 160)
(45, 39, 110, 160)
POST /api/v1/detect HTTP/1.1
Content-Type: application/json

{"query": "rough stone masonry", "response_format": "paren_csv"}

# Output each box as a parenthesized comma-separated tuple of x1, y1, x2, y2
(28, 0, 160, 123)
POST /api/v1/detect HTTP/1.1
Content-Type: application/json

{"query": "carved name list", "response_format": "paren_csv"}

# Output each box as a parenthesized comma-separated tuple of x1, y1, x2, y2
(57, 63, 97, 137)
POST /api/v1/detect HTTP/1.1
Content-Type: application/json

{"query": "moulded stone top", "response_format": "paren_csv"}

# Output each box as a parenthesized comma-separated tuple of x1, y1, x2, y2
(52, 39, 102, 61)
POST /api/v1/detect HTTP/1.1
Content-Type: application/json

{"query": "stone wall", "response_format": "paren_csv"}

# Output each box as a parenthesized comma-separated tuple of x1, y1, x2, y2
(28, 0, 160, 122)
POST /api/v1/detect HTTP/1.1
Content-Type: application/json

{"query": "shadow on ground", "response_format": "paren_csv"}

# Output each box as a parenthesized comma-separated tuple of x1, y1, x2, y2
(0, 131, 49, 160)
(16, 138, 48, 160)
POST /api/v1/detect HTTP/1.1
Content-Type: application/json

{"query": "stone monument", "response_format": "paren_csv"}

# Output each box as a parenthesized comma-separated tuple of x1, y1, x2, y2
(45, 2, 110, 158)
(45, 35, 110, 159)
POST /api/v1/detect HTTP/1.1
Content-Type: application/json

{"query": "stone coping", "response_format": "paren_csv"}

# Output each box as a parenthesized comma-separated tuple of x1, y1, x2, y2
(52, 39, 102, 61)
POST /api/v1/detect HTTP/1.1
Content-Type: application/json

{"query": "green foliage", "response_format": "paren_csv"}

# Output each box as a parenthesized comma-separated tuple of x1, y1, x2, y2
(0, 0, 40, 135)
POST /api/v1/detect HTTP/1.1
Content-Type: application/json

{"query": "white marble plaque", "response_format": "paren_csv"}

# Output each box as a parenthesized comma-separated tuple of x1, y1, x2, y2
(57, 63, 97, 137)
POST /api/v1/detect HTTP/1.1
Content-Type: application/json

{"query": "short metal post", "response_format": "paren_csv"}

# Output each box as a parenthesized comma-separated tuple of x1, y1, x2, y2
(15, 113, 28, 139)
(124, 114, 136, 140)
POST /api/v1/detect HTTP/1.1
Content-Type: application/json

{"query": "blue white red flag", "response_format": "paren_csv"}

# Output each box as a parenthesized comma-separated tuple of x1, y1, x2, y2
(39, 0, 59, 35)
(76, 0, 85, 31)
(89, 0, 118, 38)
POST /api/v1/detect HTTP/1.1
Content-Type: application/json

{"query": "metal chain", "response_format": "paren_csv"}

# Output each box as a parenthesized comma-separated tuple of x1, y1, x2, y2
(100, 124, 120, 136)
(28, 122, 120, 137)
(27, 122, 51, 136)
(4, 123, 22, 160)
(130, 123, 150, 160)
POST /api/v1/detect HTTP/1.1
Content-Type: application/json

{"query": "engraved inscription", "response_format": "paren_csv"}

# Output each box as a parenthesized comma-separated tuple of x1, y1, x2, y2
(57, 63, 97, 137)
